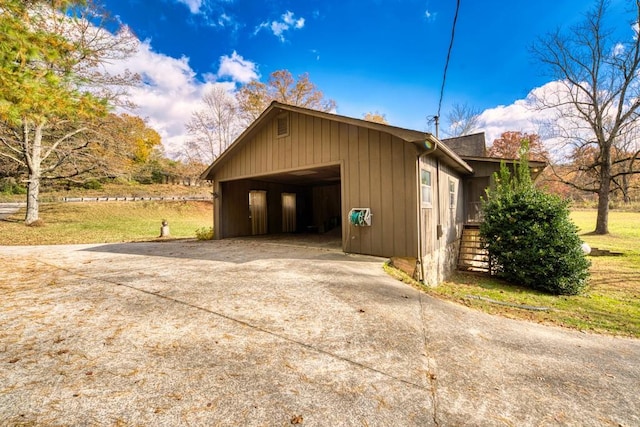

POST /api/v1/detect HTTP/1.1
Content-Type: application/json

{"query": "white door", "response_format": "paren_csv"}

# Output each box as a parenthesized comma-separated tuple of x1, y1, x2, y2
(282, 193, 296, 233)
(249, 190, 267, 235)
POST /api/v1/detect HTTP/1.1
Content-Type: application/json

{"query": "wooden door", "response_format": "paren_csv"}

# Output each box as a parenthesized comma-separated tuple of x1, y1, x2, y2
(249, 190, 267, 235)
(281, 193, 296, 233)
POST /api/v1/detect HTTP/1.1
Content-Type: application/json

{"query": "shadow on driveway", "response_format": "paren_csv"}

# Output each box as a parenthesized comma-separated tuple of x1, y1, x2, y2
(81, 235, 362, 265)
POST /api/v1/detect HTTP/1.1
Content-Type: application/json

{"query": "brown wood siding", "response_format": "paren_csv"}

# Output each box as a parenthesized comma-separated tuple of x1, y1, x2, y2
(369, 130, 383, 256)
(213, 112, 419, 258)
(418, 155, 465, 285)
(403, 142, 418, 255)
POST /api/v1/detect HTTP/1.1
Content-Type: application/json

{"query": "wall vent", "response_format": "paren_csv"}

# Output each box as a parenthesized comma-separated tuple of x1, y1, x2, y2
(277, 114, 289, 137)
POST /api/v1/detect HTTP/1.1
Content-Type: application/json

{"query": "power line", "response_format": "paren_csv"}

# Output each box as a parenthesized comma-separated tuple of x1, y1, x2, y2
(436, 0, 461, 127)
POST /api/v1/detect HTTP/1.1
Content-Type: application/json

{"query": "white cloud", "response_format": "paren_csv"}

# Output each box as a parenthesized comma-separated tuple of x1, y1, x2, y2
(479, 100, 539, 145)
(613, 42, 625, 57)
(174, 0, 239, 30)
(176, 0, 202, 14)
(255, 10, 306, 41)
(216, 50, 259, 83)
(282, 11, 305, 29)
(104, 39, 257, 158)
(425, 9, 437, 22)
(218, 13, 231, 26)
(270, 21, 289, 38)
(478, 82, 567, 146)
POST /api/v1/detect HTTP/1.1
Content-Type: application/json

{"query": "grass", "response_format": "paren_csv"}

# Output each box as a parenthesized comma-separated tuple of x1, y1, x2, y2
(423, 209, 640, 338)
(0, 200, 213, 245)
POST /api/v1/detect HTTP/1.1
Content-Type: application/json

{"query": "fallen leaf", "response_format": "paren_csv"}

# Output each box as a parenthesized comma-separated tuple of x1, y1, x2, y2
(291, 415, 303, 424)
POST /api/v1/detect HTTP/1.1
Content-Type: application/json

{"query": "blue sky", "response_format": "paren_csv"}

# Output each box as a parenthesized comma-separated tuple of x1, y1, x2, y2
(100, 0, 633, 155)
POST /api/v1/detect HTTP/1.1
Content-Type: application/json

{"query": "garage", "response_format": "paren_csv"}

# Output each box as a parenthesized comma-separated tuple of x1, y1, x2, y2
(201, 101, 473, 280)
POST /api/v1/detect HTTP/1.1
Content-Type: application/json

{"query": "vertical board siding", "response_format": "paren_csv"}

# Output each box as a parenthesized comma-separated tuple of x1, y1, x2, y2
(313, 117, 323, 163)
(391, 136, 408, 255)
(404, 143, 418, 255)
(214, 113, 420, 258)
(322, 119, 331, 163)
(330, 122, 340, 162)
(284, 124, 292, 169)
(347, 124, 361, 254)
(369, 130, 383, 256)
(290, 114, 299, 169)
(306, 116, 314, 165)
(339, 123, 350, 249)
(357, 128, 372, 252)
(379, 133, 394, 256)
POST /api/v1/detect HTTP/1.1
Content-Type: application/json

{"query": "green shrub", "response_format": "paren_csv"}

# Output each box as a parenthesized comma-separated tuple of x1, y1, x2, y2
(195, 226, 214, 240)
(0, 177, 26, 195)
(480, 150, 590, 295)
(83, 179, 103, 190)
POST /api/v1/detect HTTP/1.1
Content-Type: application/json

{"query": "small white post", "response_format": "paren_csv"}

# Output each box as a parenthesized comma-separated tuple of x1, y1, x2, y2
(160, 220, 170, 238)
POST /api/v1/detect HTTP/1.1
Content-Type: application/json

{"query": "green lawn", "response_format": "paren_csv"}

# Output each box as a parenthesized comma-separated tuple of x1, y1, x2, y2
(0, 201, 213, 245)
(424, 210, 640, 337)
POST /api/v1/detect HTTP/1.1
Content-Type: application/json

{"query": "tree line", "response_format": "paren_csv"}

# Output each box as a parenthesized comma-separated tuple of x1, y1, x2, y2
(2, 0, 639, 235)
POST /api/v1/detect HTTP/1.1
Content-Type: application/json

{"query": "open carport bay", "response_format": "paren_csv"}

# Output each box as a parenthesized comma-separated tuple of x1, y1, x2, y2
(218, 165, 342, 241)
(1, 240, 639, 426)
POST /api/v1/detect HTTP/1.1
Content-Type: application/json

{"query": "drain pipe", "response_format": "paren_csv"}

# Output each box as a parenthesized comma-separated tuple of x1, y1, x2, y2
(415, 135, 439, 283)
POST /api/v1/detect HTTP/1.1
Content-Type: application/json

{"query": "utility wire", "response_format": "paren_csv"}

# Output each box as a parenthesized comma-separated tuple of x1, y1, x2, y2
(436, 0, 461, 121)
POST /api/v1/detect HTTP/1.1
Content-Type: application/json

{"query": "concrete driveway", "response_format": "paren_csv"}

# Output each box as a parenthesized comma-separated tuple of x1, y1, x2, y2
(0, 239, 638, 426)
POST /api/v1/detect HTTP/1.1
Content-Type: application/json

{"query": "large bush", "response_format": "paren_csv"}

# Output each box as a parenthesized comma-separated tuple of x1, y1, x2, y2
(480, 157, 590, 295)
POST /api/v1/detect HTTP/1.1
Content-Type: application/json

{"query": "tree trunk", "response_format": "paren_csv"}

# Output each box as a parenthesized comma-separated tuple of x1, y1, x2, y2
(594, 184, 609, 234)
(594, 149, 611, 234)
(25, 173, 40, 225)
(24, 122, 43, 225)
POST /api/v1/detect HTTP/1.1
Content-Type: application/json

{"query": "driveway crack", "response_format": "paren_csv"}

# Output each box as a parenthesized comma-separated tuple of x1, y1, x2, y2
(419, 291, 440, 426)
(41, 259, 432, 394)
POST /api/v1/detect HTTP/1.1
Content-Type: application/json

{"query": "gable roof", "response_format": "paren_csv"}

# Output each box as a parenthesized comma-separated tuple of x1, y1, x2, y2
(201, 101, 473, 179)
(442, 132, 487, 157)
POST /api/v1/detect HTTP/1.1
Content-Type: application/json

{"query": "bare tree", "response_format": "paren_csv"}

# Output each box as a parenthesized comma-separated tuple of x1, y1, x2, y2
(531, 0, 640, 234)
(184, 86, 240, 164)
(444, 102, 481, 137)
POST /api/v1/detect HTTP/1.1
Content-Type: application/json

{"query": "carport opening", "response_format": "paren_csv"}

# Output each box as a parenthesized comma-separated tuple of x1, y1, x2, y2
(220, 165, 342, 248)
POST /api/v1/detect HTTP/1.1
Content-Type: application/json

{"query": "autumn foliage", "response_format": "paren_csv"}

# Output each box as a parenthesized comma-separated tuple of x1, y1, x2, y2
(488, 131, 548, 161)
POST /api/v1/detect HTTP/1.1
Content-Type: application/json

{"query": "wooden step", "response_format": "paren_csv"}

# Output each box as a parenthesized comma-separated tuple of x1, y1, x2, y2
(458, 226, 490, 273)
